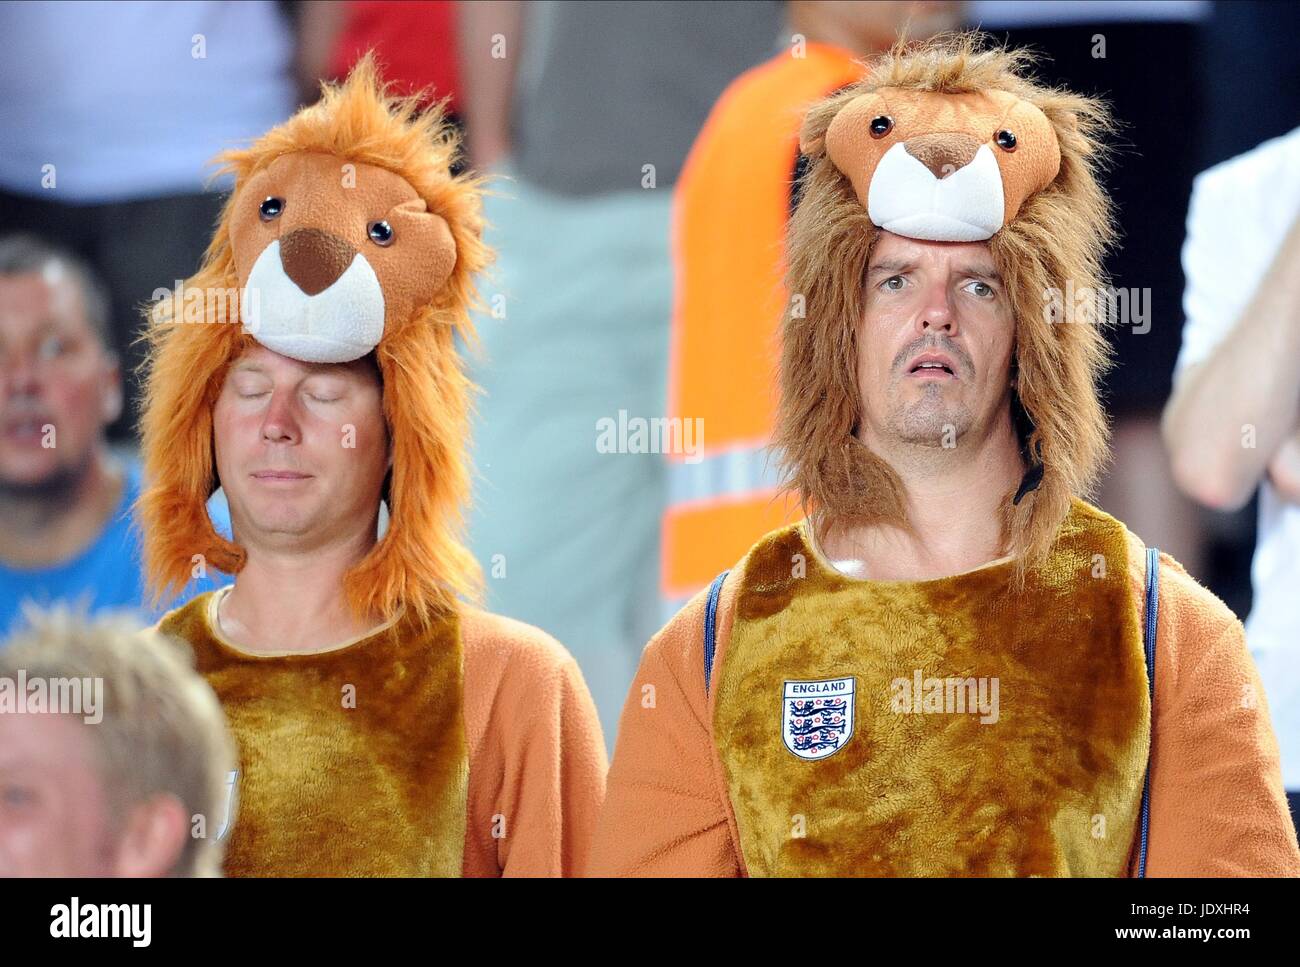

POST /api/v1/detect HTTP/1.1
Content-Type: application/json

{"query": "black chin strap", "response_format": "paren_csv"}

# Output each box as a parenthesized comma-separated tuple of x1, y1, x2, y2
(1009, 381, 1044, 506)
(1013, 438, 1045, 505)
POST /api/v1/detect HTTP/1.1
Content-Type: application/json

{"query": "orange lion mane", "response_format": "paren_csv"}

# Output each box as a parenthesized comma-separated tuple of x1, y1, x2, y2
(777, 32, 1119, 582)
(137, 55, 490, 628)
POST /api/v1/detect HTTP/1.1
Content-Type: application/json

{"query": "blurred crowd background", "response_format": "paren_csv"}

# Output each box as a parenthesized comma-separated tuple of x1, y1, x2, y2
(2, 0, 1299, 848)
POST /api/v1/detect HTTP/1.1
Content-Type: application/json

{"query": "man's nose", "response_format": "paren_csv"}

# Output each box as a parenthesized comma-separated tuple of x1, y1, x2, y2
(260, 390, 301, 443)
(919, 313, 956, 334)
(915, 284, 958, 335)
(1, 353, 42, 397)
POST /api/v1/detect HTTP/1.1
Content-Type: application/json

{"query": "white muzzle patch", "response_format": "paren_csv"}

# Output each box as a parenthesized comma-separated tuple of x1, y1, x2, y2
(240, 240, 385, 363)
(866, 142, 1006, 242)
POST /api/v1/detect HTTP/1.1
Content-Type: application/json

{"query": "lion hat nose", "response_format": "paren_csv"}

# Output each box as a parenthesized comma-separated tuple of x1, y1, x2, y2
(903, 132, 982, 179)
(279, 227, 356, 295)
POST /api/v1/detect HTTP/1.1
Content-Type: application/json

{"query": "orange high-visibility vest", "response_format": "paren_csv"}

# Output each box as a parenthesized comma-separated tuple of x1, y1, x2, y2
(662, 43, 866, 606)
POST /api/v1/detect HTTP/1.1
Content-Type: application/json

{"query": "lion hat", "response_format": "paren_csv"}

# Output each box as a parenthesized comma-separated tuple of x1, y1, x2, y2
(138, 56, 489, 626)
(776, 32, 1118, 576)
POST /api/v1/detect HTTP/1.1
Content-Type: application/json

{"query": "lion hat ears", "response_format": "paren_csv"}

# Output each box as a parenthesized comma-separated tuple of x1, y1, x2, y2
(775, 32, 1119, 577)
(137, 55, 490, 626)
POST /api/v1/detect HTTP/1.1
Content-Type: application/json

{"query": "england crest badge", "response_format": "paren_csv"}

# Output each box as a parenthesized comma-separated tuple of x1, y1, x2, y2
(782, 677, 855, 760)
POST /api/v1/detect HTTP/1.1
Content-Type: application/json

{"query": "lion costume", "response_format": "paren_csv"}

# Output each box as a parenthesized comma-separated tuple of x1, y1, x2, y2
(140, 57, 606, 877)
(590, 34, 1300, 877)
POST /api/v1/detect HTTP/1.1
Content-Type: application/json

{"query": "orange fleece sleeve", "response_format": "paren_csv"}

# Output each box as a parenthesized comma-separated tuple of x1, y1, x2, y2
(459, 610, 608, 877)
(588, 579, 745, 876)
(1130, 545, 1300, 877)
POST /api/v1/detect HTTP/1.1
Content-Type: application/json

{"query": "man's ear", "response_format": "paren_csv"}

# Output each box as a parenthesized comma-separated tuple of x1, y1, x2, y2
(113, 792, 190, 877)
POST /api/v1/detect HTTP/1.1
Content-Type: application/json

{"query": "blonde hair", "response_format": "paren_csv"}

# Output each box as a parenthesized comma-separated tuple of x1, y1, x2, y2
(776, 32, 1118, 581)
(0, 606, 237, 877)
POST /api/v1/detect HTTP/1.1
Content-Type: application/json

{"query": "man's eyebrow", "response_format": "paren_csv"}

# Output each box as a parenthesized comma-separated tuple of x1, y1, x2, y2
(866, 259, 1002, 283)
(958, 263, 1002, 283)
(866, 259, 917, 278)
(229, 360, 365, 383)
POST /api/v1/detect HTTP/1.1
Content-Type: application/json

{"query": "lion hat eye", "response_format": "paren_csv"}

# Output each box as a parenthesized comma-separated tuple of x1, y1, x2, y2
(367, 220, 395, 246)
(259, 196, 285, 221)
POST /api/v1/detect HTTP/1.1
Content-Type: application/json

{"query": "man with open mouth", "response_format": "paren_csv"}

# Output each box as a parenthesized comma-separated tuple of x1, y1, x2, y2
(0, 235, 228, 635)
(590, 33, 1300, 878)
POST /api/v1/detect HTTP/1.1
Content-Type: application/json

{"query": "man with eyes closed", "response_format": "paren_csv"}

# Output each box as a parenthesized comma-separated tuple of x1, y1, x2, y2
(143, 58, 606, 878)
(151, 341, 608, 877)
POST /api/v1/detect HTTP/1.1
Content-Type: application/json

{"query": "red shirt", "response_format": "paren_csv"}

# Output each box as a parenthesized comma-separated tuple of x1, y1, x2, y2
(329, 0, 460, 113)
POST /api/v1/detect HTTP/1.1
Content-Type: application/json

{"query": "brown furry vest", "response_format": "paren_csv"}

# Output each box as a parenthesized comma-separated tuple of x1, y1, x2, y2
(159, 593, 468, 876)
(713, 498, 1148, 876)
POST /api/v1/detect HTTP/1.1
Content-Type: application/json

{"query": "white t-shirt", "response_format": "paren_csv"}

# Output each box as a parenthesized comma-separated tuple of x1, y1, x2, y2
(1174, 126, 1300, 790)
(0, 0, 294, 203)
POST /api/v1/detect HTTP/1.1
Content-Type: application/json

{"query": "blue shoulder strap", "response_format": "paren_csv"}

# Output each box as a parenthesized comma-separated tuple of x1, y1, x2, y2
(1137, 545, 1160, 878)
(701, 552, 1160, 879)
(703, 570, 730, 695)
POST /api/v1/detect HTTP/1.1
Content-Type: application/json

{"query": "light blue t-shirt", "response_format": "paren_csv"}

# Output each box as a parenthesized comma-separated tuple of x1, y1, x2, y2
(0, 460, 232, 639)
(0, 0, 295, 202)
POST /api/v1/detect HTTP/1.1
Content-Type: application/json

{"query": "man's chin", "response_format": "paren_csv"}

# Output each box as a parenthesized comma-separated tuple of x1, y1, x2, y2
(237, 506, 319, 544)
(887, 405, 968, 447)
(0, 455, 77, 497)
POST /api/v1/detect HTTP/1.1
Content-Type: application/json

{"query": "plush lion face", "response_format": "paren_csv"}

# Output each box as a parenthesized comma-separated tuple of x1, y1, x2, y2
(138, 56, 489, 626)
(818, 87, 1063, 241)
(228, 151, 458, 363)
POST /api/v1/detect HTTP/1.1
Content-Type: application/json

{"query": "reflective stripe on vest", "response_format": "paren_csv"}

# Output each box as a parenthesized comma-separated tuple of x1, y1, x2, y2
(662, 43, 866, 604)
(662, 443, 802, 605)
